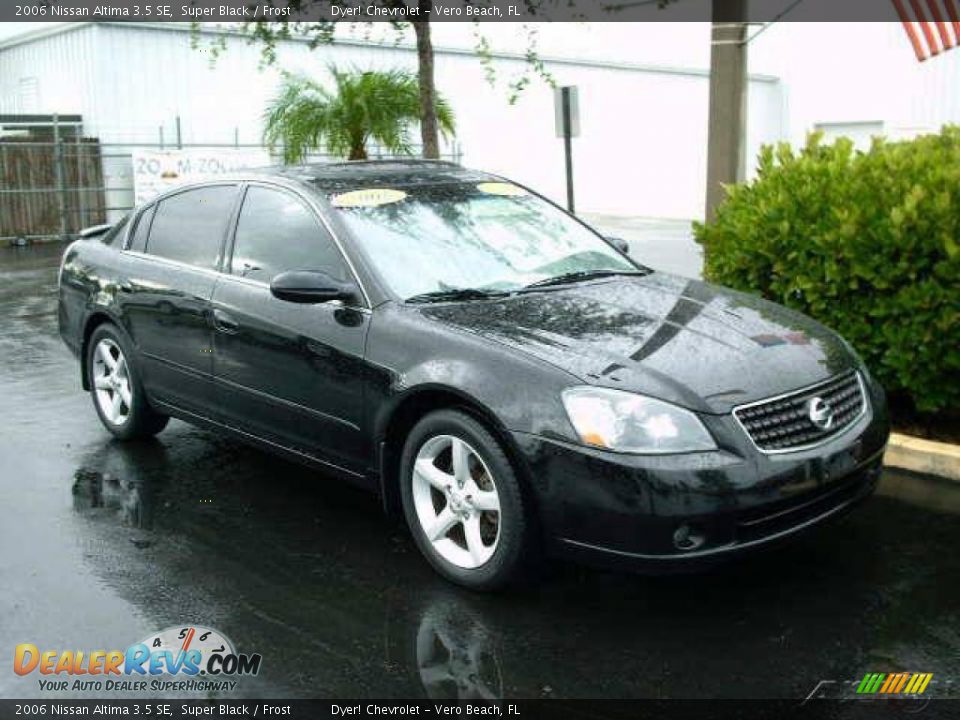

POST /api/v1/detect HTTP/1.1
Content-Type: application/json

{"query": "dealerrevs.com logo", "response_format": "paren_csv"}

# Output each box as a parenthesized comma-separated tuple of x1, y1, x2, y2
(13, 626, 262, 693)
(804, 670, 949, 705)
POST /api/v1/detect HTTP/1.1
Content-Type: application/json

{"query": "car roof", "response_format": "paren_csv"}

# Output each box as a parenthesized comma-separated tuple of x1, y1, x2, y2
(248, 159, 501, 193)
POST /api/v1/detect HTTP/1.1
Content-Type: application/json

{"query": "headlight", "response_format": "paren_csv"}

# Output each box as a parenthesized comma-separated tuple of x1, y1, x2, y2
(561, 387, 716, 454)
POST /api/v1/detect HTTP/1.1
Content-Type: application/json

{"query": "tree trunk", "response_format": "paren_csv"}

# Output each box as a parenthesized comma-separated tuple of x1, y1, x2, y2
(348, 131, 367, 161)
(413, 13, 440, 159)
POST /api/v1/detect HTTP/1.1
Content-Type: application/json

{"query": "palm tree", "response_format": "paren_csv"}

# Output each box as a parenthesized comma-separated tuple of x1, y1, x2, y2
(263, 66, 456, 163)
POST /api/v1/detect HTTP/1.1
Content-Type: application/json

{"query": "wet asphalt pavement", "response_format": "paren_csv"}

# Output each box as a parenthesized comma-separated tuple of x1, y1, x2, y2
(0, 242, 958, 701)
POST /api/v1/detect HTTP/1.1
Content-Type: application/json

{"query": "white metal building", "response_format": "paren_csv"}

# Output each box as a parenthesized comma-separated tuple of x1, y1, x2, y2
(3, 21, 960, 223)
(0, 21, 783, 222)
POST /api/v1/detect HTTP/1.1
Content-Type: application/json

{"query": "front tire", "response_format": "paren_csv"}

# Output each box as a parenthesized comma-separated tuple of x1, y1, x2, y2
(399, 409, 534, 591)
(86, 323, 169, 440)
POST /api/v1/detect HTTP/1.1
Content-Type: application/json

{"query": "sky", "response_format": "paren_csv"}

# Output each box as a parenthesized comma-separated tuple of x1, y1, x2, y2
(0, 21, 45, 39)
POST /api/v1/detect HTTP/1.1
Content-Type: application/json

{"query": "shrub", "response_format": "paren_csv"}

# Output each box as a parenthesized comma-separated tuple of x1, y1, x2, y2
(694, 129, 960, 413)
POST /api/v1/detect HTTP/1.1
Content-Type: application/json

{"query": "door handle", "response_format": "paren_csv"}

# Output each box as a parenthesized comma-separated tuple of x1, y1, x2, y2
(212, 309, 239, 334)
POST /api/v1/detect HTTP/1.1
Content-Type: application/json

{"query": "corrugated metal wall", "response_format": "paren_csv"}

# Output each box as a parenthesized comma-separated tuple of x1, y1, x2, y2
(0, 25, 99, 116)
(0, 22, 784, 220)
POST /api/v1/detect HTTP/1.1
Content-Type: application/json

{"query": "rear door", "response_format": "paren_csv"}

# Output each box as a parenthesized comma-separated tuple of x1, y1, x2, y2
(120, 184, 239, 416)
(211, 183, 371, 474)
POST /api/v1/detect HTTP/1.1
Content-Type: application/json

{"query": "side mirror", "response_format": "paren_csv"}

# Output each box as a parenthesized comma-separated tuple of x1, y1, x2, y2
(606, 236, 629, 254)
(269, 271, 358, 305)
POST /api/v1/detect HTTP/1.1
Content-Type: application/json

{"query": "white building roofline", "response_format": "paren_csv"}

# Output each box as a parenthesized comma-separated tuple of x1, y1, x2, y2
(0, 21, 89, 51)
(0, 20, 780, 84)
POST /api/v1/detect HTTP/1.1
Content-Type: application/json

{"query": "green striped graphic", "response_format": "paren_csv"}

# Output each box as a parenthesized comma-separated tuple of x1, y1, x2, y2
(856, 673, 887, 694)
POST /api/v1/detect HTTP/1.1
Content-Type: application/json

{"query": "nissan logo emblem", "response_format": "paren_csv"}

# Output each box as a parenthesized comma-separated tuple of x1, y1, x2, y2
(807, 396, 835, 430)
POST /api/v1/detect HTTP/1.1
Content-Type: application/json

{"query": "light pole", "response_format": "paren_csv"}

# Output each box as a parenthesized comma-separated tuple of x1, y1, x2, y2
(705, 0, 748, 222)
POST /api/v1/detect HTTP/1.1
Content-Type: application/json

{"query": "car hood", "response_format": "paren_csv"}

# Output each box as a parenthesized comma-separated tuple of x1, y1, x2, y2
(418, 273, 858, 414)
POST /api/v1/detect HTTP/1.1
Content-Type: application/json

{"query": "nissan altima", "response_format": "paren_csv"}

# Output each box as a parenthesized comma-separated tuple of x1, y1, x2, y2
(58, 160, 889, 590)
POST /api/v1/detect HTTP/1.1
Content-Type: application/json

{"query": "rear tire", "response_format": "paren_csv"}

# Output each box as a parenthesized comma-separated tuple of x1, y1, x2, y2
(399, 409, 535, 591)
(86, 323, 169, 440)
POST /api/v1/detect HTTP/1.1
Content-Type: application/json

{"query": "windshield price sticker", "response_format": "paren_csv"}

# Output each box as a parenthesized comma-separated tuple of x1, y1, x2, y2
(476, 182, 527, 197)
(331, 188, 408, 208)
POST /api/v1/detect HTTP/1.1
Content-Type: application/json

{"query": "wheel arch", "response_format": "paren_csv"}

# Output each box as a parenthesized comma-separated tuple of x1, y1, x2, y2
(377, 385, 535, 518)
(79, 312, 119, 391)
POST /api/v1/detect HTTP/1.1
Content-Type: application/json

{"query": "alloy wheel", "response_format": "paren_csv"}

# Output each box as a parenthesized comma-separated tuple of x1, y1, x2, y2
(92, 338, 132, 426)
(411, 435, 501, 569)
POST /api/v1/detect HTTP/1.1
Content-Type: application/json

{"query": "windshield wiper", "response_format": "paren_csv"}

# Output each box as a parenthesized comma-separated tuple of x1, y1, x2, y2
(521, 269, 648, 291)
(405, 287, 512, 304)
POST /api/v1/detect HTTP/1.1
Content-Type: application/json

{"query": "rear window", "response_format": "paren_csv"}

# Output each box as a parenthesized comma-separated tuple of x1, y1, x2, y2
(145, 185, 237, 270)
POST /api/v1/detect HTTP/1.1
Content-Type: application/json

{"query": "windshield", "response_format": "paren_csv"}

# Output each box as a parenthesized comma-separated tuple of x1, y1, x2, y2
(329, 182, 637, 300)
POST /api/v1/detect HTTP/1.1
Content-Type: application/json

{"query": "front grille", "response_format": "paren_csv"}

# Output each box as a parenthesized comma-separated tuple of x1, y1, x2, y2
(734, 371, 866, 452)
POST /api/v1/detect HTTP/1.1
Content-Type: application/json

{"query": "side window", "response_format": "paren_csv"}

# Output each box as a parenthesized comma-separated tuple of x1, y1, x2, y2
(146, 185, 237, 270)
(230, 186, 349, 284)
(128, 204, 156, 252)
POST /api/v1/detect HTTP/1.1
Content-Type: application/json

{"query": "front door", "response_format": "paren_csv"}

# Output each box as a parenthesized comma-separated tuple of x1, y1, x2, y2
(211, 184, 371, 474)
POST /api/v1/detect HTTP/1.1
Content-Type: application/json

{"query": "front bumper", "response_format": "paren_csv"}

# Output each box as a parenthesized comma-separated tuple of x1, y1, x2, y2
(511, 376, 890, 571)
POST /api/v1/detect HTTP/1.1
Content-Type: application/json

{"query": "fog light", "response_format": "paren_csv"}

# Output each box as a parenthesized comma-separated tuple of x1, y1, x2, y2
(673, 523, 706, 551)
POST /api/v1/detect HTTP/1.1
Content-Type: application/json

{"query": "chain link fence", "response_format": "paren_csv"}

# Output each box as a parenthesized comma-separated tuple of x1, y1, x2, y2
(1, 115, 463, 245)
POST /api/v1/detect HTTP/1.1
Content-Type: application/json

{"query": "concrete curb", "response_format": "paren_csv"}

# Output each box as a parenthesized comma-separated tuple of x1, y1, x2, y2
(884, 432, 960, 482)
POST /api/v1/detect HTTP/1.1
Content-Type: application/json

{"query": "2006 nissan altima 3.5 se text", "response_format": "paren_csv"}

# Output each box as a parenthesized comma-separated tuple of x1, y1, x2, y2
(58, 160, 889, 590)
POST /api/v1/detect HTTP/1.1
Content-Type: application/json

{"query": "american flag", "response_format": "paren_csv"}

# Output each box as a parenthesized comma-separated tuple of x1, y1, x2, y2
(892, 0, 960, 61)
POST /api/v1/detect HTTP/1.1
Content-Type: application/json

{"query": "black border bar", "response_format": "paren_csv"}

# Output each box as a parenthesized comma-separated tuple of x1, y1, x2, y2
(1, 699, 958, 720)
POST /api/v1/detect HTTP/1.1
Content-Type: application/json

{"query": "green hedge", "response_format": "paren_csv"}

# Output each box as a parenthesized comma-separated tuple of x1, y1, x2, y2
(695, 129, 960, 413)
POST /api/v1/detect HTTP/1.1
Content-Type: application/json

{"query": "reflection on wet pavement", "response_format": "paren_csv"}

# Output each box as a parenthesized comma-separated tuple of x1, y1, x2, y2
(1, 243, 958, 701)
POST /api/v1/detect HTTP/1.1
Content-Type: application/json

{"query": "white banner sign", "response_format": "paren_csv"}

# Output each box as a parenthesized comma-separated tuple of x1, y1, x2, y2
(131, 149, 270, 204)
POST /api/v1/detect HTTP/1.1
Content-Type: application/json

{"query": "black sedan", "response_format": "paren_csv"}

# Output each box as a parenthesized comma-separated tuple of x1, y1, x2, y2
(58, 160, 890, 590)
